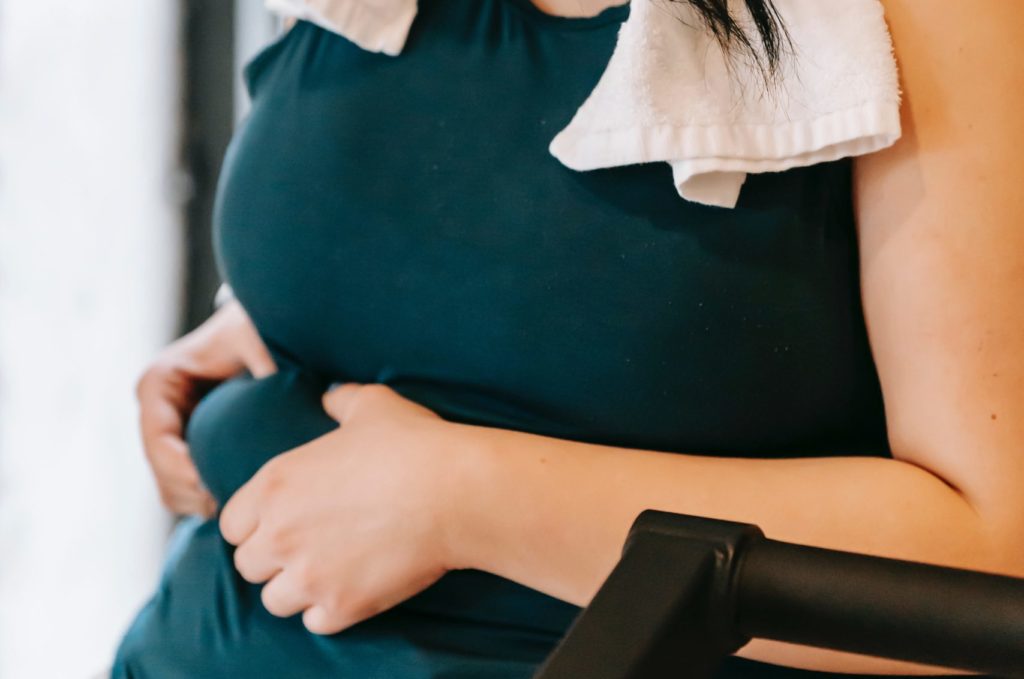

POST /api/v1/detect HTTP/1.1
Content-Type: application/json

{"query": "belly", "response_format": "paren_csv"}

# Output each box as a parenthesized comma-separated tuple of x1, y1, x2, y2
(183, 365, 581, 636)
(185, 368, 336, 504)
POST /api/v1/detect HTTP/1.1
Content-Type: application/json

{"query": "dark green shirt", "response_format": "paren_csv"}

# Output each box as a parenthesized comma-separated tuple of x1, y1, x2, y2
(114, 2, 898, 677)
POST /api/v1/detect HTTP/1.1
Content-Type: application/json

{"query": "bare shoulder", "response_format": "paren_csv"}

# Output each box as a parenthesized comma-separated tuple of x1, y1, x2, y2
(853, 0, 1024, 295)
(849, 0, 1024, 535)
(854, 0, 1024, 212)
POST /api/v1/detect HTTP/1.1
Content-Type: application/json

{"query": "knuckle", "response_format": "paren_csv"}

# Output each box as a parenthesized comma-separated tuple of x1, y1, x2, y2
(291, 560, 318, 592)
(258, 459, 289, 496)
(265, 526, 293, 558)
(134, 361, 170, 400)
(260, 474, 282, 498)
(218, 513, 236, 543)
(218, 503, 246, 545)
(302, 608, 327, 634)
(146, 454, 178, 483)
(232, 549, 258, 583)
(360, 383, 391, 401)
(302, 597, 362, 634)
(145, 440, 174, 465)
(142, 443, 160, 464)
(323, 591, 350, 618)
(157, 488, 180, 513)
(312, 602, 345, 632)
(329, 596, 375, 629)
(157, 493, 190, 516)
(196, 499, 215, 519)
(260, 586, 287, 617)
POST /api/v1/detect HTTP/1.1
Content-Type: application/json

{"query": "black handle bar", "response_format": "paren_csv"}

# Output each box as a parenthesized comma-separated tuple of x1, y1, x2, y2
(535, 510, 1024, 679)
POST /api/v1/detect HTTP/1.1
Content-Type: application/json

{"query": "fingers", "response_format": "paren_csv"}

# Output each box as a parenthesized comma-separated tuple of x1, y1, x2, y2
(220, 300, 276, 378)
(138, 378, 216, 516)
(191, 488, 218, 518)
(137, 367, 194, 484)
(322, 382, 438, 424)
(159, 482, 218, 518)
(319, 382, 400, 421)
(233, 530, 281, 584)
(302, 605, 339, 635)
(135, 303, 273, 518)
(240, 333, 277, 379)
(137, 370, 188, 439)
(261, 570, 312, 618)
(321, 382, 365, 422)
(145, 433, 199, 486)
(150, 441, 216, 517)
(220, 474, 261, 546)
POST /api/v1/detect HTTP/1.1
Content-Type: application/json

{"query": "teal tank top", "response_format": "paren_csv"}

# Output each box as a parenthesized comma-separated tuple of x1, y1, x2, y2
(113, 2, 901, 677)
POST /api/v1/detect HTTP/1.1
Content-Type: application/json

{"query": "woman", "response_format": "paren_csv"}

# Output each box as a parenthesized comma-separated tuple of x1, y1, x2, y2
(117, 0, 1024, 676)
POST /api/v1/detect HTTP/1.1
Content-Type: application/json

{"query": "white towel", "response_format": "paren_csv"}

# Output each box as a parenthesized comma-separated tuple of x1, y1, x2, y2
(265, 0, 417, 56)
(262, 0, 902, 208)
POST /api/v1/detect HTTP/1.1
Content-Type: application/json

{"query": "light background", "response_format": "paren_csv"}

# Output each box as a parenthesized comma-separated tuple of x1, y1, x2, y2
(0, 2, 277, 677)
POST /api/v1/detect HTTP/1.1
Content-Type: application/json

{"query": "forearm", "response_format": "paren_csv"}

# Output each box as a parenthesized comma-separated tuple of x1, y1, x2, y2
(447, 424, 1008, 675)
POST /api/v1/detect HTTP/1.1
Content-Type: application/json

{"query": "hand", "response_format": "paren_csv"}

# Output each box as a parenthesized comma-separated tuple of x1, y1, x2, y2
(136, 299, 276, 517)
(219, 383, 468, 634)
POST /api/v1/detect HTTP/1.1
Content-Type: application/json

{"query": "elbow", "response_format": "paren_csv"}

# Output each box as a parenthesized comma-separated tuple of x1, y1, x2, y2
(894, 445, 1024, 580)
(958, 487, 1024, 579)
(980, 519, 1024, 579)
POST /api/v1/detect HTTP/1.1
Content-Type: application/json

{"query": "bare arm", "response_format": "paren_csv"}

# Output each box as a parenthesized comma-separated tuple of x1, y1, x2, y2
(442, 0, 1024, 673)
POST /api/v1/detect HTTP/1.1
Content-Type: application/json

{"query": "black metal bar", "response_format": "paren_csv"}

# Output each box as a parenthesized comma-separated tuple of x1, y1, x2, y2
(536, 510, 1024, 679)
(534, 537, 735, 679)
(535, 512, 761, 679)
(737, 538, 1024, 675)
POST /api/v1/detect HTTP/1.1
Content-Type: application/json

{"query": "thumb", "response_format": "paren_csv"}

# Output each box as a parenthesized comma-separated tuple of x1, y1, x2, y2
(322, 382, 364, 423)
(241, 340, 277, 379)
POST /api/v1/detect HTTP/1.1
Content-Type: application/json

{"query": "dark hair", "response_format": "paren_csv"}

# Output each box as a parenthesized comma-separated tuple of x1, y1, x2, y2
(672, 0, 790, 79)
